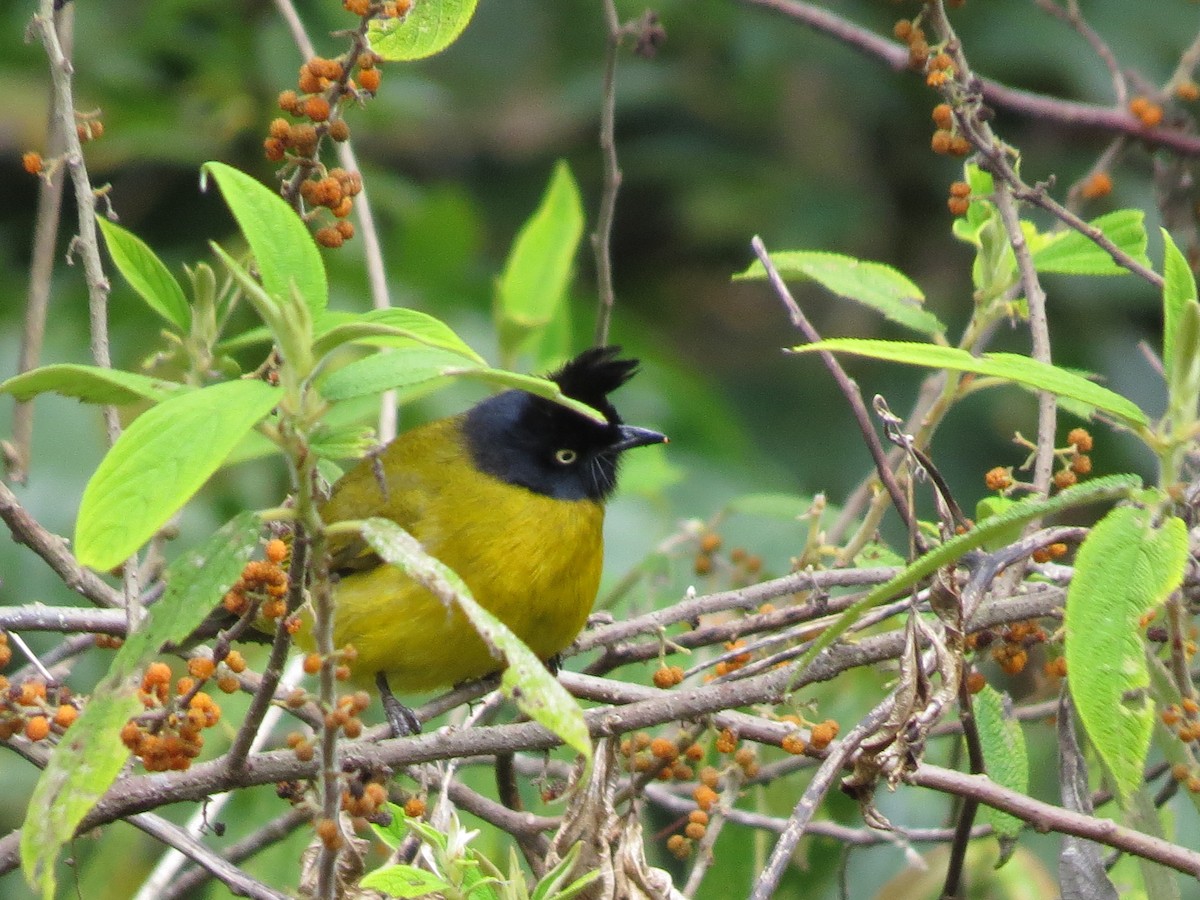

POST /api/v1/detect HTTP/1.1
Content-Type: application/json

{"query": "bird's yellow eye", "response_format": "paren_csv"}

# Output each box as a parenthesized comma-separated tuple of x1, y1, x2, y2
(554, 448, 578, 465)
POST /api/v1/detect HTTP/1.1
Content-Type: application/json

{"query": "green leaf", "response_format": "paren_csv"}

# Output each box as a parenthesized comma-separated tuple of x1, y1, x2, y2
(369, 0, 479, 61)
(318, 349, 607, 424)
(496, 161, 584, 358)
(1161, 229, 1197, 381)
(75, 380, 280, 571)
(1031, 210, 1151, 276)
(735, 250, 944, 336)
(359, 864, 454, 897)
(96, 218, 191, 331)
(792, 338, 1149, 431)
(794, 474, 1141, 673)
(114, 511, 263, 668)
(1066, 507, 1188, 803)
(0, 364, 181, 405)
(313, 308, 484, 363)
(360, 518, 592, 760)
(975, 496, 1024, 552)
(974, 685, 1028, 844)
(201, 162, 327, 314)
(21, 687, 143, 900)
(371, 803, 410, 850)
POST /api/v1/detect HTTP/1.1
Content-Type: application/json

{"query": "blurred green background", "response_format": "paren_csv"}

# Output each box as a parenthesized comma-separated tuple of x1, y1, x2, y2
(1, 1, 1196, 897)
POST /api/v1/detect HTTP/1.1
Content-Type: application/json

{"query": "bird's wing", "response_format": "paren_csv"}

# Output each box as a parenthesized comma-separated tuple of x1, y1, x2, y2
(319, 418, 457, 575)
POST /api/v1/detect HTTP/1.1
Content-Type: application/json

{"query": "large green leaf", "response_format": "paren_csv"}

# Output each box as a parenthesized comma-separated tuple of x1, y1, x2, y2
(318, 348, 606, 424)
(313, 308, 484, 363)
(1161, 229, 1197, 381)
(496, 161, 584, 358)
(369, 0, 479, 61)
(792, 338, 1149, 430)
(1031, 210, 1150, 276)
(201, 162, 327, 315)
(1066, 507, 1188, 803)
(974, 684, 1028, 846)
(76, 380, 280, 571)
(359, 864, 454, 897)
(97, 218, 191, 331)
(0, 364, 181, 405)
(735, 250, 944, 336)
(360, 518, 592, 760)
(21, 688, 143, 900)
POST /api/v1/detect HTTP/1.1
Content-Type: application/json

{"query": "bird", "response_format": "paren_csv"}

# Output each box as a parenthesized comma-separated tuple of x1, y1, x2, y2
(307, 345, 665, 734)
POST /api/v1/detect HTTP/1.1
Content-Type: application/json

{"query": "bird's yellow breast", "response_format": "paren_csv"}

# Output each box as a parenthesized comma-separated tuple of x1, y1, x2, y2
(311, 417, 605, 692)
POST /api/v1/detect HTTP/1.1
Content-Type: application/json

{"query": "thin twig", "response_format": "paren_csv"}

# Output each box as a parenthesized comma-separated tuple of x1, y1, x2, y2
(592, 0, 624, 346)
(1033, 0, 1127, 107)
(751, 235, 923, 549)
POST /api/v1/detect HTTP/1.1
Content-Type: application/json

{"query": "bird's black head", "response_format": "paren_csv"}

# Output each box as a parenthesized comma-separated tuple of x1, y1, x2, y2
(463, 346, 666, 501)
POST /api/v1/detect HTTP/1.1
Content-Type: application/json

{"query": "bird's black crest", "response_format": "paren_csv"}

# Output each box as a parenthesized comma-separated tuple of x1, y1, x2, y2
(549, 346, 639, 422)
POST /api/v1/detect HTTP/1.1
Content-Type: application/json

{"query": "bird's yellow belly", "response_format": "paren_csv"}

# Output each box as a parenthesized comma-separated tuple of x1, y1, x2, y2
(327, 495, 604, 693)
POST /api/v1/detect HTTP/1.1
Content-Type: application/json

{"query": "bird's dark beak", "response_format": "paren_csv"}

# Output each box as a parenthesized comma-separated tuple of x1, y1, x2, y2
(612, 424, 668, 453)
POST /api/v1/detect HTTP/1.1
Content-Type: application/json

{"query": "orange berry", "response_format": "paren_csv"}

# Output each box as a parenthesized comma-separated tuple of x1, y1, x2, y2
(666, 834, 691, 859)
(715, 728, 737, 754)
(1080, 172, 1112, 200)
(699, 532, 722, 554)
(685, 821, 707, 840)
(693, 553, 712, 576)
(25, 715, 50, 741)
(358, 68, 382, 93)
(144, 662, 172, 688)
(302, 653, 322, 675)
(947, 134, 971, 156)
(315, 226, 344, 249)
(1177, 80, 1200, 102)
(966, 670, 986, 694)
(1184, 697, 1200, 715)
(947, 196, 970, 216)
(265, 539, 288, 564)
(404, 796, 426, 818)
(692, 784, 718, 811)
(225, 650, 247, 674)
(1054, 469, 1078, 490)
(22, 152, 43, 175)
(304, 96, 331, 122)
(949, 180, 971, 198)
(53, 704, 78, 729)
(335, 219, 355, 240)
(1071, 454, 1092, 476)
(328, 119, 350, 142)
(931, 103, 953, 130)
(929, 52, 953, 71)
(1129, 96, 1163, 128)
(650, 737, 678, 760)
(653, 666, 681, 689)
(781, 733, 807, 755)
(984, 466, 1013, 491)
(1067, 428, 1093, 452)
(187, 657, 216, 681)
(315, 817, 342, 849)
(931, 129, 953, 154)
(810, 720, 839, 750)
(278, 90, 301, 114)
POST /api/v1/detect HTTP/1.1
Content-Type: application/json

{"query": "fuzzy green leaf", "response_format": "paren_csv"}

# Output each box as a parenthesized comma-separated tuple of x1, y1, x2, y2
(974, 685, 1028, 844)
(75, 380, 280, 571)
(359, 864, 454, 897)
(21, 687, 142, 900)
(1161, 229, 1197, 380)
(0, 364, 181, 405)
(360, 518, 592, 760)
(792, 339, 1149, 430)
(736, 250, 944, 336)
(313, 308, 484, 362)
(1066, 508, 1188, 803)
(496, 161, 584, 357)
(369, 0, 479, 61)
(201, 162, 327, 314)
(97, 218, 191, 330)
(1031, 210, 1150, 276)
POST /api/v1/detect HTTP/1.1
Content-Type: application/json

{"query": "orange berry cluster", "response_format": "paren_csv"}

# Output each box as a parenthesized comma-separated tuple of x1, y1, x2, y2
(1129, 95, 1164, 129)
(1177, 80, 1200, 103)
(342, 0, 411, 19)
(1031, 541, 1069, 565)
(667, 741, 758, 859)
(893, 18, 929, 70)
(299, 169, 363, 248)
(1080, 171, 1113, 200)
(325, 688, 370, 739)
(1054, 427, 1094, 491)
(984, 465, 1014, 492)
(978, 620, 1047, 676)
(1170, 762, 1200, 794)
(653, 664, 685, 688)
(666, 808, 711, 859)
(930, 103, 971, 157)
(302, 643, 359, 683)
(76, 117, 105, 143)
(712, 640, 752, 679)
(0, 674, 79, 742)
(1162, 697, 1200, 743)
(925, 51, 955, 89)
(341, 766, 390, 823)
(223, 545, 290, 620)
(1042, 656, 1067, 679)
(121, 662, 222, 771)
(947, 179, 971, 216)
(620, 731, 705, 782)
(693, 530, 763, 582)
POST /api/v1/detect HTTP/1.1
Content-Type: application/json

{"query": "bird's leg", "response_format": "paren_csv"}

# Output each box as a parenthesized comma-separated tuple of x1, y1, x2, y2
(376, 672, 421, 737)
(544, 653, 562, 677)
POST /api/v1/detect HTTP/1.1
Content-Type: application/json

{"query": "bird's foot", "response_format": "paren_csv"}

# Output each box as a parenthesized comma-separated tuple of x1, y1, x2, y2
(376, 672, 421, 737)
